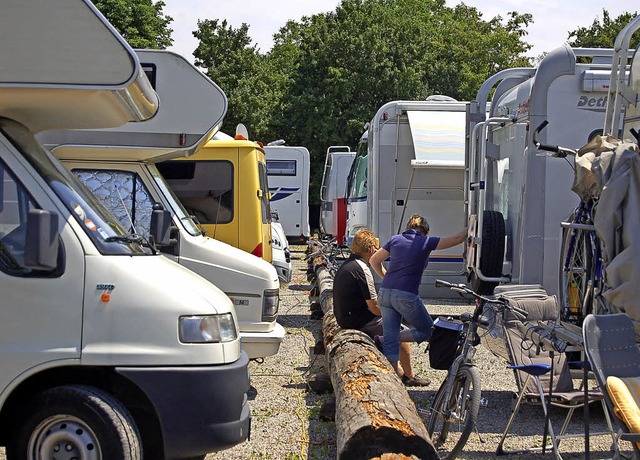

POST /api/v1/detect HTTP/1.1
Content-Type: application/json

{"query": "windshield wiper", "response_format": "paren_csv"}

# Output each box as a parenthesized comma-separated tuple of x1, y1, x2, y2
(104, 234, 144, 244)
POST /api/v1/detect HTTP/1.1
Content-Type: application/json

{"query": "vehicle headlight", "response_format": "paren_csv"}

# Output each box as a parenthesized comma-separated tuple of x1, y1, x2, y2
(262, 288, 279, 322)
(179, 314, 238, 343)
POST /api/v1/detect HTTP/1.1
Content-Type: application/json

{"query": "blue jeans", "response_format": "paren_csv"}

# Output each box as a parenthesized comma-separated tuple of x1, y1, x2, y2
(378, 287, 433, 362)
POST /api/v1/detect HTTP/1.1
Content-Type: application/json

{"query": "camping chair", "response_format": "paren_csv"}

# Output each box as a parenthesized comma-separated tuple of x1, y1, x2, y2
(495, 292, 616, 459)
(583, 313, 640, 460)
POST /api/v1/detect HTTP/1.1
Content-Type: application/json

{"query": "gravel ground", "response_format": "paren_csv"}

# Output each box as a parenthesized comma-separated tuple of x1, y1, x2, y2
(208, 244, 634, 460)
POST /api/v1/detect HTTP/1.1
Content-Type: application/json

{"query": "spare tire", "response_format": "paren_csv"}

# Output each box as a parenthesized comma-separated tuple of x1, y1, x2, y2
(471, 210, 505, 295)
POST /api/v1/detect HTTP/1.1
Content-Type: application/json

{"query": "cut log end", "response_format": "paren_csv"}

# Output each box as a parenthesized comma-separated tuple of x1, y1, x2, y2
(340, 426, 438, 460)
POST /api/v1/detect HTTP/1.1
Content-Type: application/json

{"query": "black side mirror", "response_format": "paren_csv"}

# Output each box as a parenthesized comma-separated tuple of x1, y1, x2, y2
(150, 204, 171, 246)
(25, 209, 59, 270)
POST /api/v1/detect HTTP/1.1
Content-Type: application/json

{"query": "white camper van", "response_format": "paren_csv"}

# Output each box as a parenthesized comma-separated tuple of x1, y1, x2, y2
(0, 2, 249, 458)
(467, 46, 619, 296)
(40, 50, 285, 360)
(265, 145, 311, 241)
(369, 98, 469, 296)
(344, 134, 368, 246)
(320, 146, 355, 243)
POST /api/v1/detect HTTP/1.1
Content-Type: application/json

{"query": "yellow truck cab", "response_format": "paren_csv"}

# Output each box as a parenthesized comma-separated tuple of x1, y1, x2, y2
(157, 134, 274, 263)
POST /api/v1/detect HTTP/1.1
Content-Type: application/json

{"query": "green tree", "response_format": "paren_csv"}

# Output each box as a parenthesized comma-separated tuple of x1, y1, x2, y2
(92, 0, 173, 49)
(568, 9, 639, 49)
(193, 19, 287, 138)
(268, 0, 533, 201)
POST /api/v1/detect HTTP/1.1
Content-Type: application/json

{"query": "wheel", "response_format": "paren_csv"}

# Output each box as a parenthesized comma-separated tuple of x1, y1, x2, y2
(7, 385, 142, 460)
(470, 210, 505, 295)
(558, 224, 595, 325)
(426, 365, 481, 460)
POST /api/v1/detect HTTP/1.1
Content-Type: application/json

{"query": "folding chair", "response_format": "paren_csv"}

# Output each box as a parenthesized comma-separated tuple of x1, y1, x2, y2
(583, 313, 640, 460)
(495, 292, 616, 459)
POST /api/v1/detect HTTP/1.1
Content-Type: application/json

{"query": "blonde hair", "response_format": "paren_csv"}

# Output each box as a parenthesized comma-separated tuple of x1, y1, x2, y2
(406, 214, 430, 235)
(351, 229, 377, 256)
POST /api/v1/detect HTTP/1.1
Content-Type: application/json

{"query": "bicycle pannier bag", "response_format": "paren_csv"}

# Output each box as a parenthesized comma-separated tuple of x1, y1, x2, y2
(428, 317, 464, 370)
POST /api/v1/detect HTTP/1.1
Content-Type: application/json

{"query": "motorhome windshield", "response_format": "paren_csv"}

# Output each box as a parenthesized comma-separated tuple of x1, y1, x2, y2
(0, 119, 145, 255)
(148, 165, 201, 236)
(347, 143, 368, 202)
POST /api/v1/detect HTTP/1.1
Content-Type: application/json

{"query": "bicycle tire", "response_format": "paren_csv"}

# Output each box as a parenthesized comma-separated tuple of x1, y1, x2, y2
(470, 210, 505, 295)
(558, 222, 595, 325)
(426, 365, 481, 460)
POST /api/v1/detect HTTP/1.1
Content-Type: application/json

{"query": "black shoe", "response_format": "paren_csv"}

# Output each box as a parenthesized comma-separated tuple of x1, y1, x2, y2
(373, 335, 384, 353)
(402, 374, 431, 387)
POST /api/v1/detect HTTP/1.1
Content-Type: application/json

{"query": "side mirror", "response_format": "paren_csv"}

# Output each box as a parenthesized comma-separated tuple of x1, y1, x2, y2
(25, 209, 59, 270)
(150, 204, 171, 246)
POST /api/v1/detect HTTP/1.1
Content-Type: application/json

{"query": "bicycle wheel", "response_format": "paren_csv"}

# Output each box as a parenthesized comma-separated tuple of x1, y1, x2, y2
(558, 224, 595, 325)
(426, 365, 481, 460)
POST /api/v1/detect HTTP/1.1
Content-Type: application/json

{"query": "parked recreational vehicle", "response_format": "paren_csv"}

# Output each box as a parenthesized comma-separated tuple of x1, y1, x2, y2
(369, 98, 469, 296)
(344, 133, 368, 246)
(320, 146, 355, 242)
(0, 2, 249, 458)
(265, 145, 311, 241)
(41, 50, 284, 360)
(467, 46, 619, 296)
(271, 216, 293, 283)
(158, 137, 274, 263)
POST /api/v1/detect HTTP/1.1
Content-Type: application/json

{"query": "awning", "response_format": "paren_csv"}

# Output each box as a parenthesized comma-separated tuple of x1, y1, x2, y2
(407, 110, 466, 168)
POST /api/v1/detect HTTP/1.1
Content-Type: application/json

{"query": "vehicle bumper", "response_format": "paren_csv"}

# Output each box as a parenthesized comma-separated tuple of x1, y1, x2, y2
(273, 260, 293, 283)
(241, 322, 286, 359)
(117, 351, 251, 458)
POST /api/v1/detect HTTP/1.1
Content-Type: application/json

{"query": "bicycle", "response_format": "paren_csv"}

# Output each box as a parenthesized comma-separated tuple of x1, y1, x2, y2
(532, 121, 607, 325)
(426, 279, 528, 459)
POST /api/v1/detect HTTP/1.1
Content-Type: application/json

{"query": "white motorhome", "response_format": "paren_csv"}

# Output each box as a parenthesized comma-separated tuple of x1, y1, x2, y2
(320, 146, 355, 243)
(271, 217, 293, 283)
(264, 145, 311, 241)
(0, 1, 249, 458)
(344, 133, 367, 246)
(40, 50, 285, 360)
(467, 46, 619, 296)
(369, 98, 469, 296)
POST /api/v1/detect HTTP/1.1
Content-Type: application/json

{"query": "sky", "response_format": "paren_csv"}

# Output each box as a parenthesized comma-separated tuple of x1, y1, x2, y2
(163, 0, 636, 63)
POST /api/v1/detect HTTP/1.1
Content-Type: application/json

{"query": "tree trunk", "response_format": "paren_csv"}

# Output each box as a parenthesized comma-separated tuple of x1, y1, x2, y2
(309, 252, 437, 460)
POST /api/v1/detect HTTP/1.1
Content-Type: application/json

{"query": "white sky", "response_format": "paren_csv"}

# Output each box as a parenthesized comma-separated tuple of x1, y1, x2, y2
(163, 1, 636, 63)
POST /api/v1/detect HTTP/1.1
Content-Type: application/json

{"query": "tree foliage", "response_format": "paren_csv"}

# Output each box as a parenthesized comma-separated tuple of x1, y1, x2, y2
(568, 9, 639, 49)
(92, 0, 173, 49)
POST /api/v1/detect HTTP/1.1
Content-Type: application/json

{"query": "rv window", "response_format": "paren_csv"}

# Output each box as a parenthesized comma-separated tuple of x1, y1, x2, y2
(159, 160, 234, 225)
(73, 169, 155, 237)
(0, 118, 144, 257)
(142, 63, 157, 90)
(156, 161, 196, 180)
(0, 158, 41, 276)
(258, 162, 272, 224)
(266, 160, 296, 176)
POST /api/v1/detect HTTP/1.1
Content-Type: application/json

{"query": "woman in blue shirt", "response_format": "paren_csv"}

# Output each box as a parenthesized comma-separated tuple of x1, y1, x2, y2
(370, 214, 467, 373)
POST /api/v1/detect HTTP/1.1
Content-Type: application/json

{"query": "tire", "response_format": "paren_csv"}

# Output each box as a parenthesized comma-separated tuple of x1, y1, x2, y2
(471, 210, 505, 295)
(426, 365, 481, 460)
(7, 385, 142, 460)
(558, 224, 595, 325)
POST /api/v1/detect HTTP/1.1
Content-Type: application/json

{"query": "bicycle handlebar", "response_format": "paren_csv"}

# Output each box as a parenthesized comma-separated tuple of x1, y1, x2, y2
(434, 279, 529, 320)
(532, 120, 577, 158)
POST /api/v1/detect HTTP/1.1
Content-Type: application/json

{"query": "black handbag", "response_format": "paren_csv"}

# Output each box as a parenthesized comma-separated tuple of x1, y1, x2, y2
(428, 317, 464, 370)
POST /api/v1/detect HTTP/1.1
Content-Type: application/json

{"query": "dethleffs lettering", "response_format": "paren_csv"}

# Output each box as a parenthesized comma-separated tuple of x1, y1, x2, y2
(577, 95, 607, 109)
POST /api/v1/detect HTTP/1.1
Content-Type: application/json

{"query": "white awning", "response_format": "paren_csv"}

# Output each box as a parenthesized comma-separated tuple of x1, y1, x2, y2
(407, 110, 466, 168)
